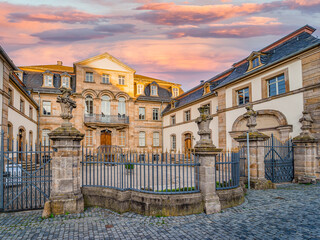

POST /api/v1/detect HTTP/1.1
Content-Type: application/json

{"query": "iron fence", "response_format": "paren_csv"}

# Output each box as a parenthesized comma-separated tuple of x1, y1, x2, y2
(81, 147, 200, 194)
(0, 131, 52, 212)
(215, 151, 240, 190)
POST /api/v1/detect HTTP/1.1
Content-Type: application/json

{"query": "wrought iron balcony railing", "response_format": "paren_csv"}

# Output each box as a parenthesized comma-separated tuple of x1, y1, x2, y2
(84, 114, 129, 125)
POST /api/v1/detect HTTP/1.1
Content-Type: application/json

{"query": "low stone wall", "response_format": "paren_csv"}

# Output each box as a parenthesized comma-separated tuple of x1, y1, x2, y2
(216, 187, 245, 209)
(82, 187, 204, 216)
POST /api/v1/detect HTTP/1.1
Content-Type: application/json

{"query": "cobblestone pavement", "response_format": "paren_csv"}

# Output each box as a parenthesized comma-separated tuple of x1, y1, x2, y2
(0, 183, 319, 240)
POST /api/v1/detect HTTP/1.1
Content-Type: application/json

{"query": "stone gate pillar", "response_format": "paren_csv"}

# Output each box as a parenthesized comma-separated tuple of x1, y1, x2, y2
(293, 111, 319, 183)
(44, 88, 84, 217)
(234, 105, 274, 189)
(194, 106, 222, 214)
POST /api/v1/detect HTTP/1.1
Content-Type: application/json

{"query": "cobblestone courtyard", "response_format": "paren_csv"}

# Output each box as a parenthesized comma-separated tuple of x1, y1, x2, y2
(0, 183, 319, 240)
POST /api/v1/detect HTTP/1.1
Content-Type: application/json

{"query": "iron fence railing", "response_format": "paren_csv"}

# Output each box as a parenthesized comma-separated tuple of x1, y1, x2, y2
(84, 114, 129, 124)
(0, 131, 52, 212)
(215, 151, 240, 190)
(81, 147, 200, 194)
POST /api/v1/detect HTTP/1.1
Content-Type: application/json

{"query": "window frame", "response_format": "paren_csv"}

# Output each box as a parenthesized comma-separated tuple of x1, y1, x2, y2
(118, 75, 125, 85)
(20, 98, 25, 113)
(29, 106, 33, 119)
(85, 95, 94, 115)
(151, 85, 158, 96)
(139, 107, 146, 120)
(44, 74, 53, 87)
(139, 131, 146, 147)
(85, 130, 93, 146)
(42, 101, 52, 116)
(137, 84, 144, 95)
(170, 115, 176, 125)
(261, 69, 289, 99)
(102, 74, 110, 84)
(153, 108, 159, 121)
(42, 129, 51, 147)
(119, 131, 126, 146)
(85, 72, 94, 83)
(170, 134, 176, 150)
(61, 76, 70, 88)
(172, 87, 179, 98)
(203, 82, 211, 95)
(153, 132, 160, 147)
(184, 109, 191, 122)
(232, 83, 252, 107)
(118, 97, 126, 116)
(8, 88, 13, 106)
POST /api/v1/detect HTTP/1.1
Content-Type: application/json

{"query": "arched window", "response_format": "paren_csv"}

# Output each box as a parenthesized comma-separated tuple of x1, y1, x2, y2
(85, 95, 93, 115)
(101, 95, 110, 116)
(171, 134, 176, 150)
(118, 97, 126, 116)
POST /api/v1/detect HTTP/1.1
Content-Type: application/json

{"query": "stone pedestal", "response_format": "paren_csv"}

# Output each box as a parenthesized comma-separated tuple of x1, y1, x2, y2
(195, 147, 222, 214)
(235, 132, 275, 189)
(293, 136, 319, 183)
(45, 123, 85, 216)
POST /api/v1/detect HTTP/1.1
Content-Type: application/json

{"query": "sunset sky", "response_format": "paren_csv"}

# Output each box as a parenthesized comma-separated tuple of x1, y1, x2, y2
(1, 0, 320, 90)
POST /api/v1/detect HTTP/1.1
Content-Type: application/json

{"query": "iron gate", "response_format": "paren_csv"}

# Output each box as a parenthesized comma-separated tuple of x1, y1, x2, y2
(264, 134, 294, 183)
(0, 131, 52, 212)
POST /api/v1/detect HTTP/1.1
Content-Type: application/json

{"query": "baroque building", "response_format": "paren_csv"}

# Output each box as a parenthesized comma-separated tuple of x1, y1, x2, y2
(162, 25, 320, 152)
(19, 53, 182, 150)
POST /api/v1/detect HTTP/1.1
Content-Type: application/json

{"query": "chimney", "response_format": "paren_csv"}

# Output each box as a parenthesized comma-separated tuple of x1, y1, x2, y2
(57, 61, 63, 66)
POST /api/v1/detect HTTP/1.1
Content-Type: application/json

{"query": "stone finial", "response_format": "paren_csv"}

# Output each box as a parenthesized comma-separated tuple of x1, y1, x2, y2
(57, 87, 76, 124)
(194, 105, 215, 149)
(299, 111, 313, 135)
(244, 104, 257, 132)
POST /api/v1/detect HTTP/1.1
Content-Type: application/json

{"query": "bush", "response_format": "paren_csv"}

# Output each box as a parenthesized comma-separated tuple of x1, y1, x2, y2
(125, 164, 134, 170)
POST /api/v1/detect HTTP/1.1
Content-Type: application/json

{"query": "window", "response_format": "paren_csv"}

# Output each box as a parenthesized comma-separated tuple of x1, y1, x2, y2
(237, 87, 250, 105)
(137, 84, 144, 95)
(119, 131, 126, 146)
(29, 131, 33, 148)
(43, 101, 51, 116)
(203, 82, 211, 95)
(171, 135, 176, 150)
(118, 97, 126, 116)
(85, 130, 93, 146)
(8, 88, 13, 106)
(44, 75, 53, 87)
(153, 108, 159, 121)
(252, 57, 260, 68)
(172, 88, 179, 98)
(139, 131, 146, 147)
(85, 95, 94, 115)
(7, 123, 13, 151)
(267, 74, 285, 97)
(153, 132, 160, 147)
(184, 110, 191, 122)
(102, 74, 110, 84)
(29, 106, 33, 119)
(20, 99, 25, 113)
(42, 129, 50, 146)
(61, 76, 70, 88)
(139, 107, 145, 120)
(171, 115, 176, 125)
(101, 95, 110, 115)
(118, 75, 125, 85)
(86, 72, 94, 82)
(151, 85, 158, 96)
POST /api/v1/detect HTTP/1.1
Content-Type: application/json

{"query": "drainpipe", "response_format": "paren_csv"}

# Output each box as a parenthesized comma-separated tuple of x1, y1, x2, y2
(161, 101, 164, 152)
(37, 92, 41, 146)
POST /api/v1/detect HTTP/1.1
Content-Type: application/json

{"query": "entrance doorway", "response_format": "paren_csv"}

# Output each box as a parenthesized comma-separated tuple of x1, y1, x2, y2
(184, 133, 192, 158)
(18, 128, 25, 161)
(101, 130, 112, 146)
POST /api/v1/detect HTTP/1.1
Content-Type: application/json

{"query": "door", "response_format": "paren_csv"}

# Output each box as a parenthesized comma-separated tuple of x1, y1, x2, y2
(101, 130, 112, 146)
(184, 133, 192, 158)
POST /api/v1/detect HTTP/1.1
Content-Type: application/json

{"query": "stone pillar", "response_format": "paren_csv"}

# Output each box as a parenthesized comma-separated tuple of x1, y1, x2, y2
(293, 111, 319, 183)
(234, 105, 274, 189)
(43, 88, 84, 217)
(194, 106, 222, 214)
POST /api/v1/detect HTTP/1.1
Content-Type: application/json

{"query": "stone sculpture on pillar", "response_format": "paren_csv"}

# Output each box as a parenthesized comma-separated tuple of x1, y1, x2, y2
(244, 104, 258, 132)
(43, 88, 84, 217)
(295, 111, 314, 140)
(194, 105, 222, 214)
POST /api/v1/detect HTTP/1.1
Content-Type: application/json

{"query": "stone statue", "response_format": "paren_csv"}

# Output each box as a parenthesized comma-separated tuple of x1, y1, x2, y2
(299, 111, 313, 137)
(57, 87, 76, 124)
(244, 104, 257, 132)
(194, 105, 215, 149)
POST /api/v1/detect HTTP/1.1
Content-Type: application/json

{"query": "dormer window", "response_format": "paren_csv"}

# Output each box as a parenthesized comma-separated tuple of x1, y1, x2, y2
(43, 71, 53, 87)
(137, 84, 144, 95)
(61, 76, 70, 88)
(252, 57, 260, 68)
(203, 82, 211, 95)
(151, 85, 158, 96)
(172, 87, 179, 98)
(247, 51, 264, 72)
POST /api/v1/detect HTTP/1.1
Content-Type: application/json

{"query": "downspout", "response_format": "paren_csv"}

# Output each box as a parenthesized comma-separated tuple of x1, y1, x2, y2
(37, 92, 41, 146)
(161, 101, 164, 151)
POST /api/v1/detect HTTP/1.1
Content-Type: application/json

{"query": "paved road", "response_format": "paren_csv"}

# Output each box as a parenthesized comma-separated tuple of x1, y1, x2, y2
(0, 183, 319, 240)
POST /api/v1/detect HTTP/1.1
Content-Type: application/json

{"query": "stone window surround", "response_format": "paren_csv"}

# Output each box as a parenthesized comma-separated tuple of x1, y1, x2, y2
(101, 73, 110, 84)
(153, 131, 160, 147)
(170, 134, 177, 150)
(261, 68, 289, 99)
(60, 74, 71, 89)
(118, 75, 125, 85)
(170, 114, 176, 125)
(42, 72, 54, 88)
(85, 72, 94, 83)
(137, 83, 144, 95)
(152, 108, 160, 121)
(232, 82, 252, 107)
(139, 107, 146, 120)
(184, 108, 191, 122)
(20, 98, 25, 114)
(150, 84, 158, 97)
(42, 100, 52, 116)
(139, 131, 146, 147)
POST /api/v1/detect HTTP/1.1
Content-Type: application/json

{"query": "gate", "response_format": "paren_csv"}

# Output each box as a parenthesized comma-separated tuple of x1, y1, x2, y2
(264, 134, 294, 183)
(0, 131, 52, 212)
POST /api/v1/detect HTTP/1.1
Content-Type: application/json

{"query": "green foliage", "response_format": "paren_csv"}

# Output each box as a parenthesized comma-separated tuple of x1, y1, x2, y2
(65, 211, 70, 215)
(125, 164, 134, 170)
(49, 213, 54, 218)
(216, 180, 232, 188)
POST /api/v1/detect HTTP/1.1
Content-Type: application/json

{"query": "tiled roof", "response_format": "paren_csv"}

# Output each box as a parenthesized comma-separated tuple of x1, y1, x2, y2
(137, 81, 172, 102)
(134, 74, 180, 86)
(162, 27, 320, 115)
(23, 71, 76, 94)
(19, 65, 74, 73)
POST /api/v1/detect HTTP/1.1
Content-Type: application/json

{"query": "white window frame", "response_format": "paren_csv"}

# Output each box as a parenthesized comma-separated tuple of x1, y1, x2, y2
(184, 110, 191, 122)
(171, 135, 176, 150)
(86, 72, 94, 82)
(267, 74, 285, 97)
(172, 88, 179, 97)
(44, 75, 53, 87)
(237, 87, 250, 105)
(153, 132, 160, 147)
(85, 95, 94, 115)
(43, 101, 51, 116)
(137, 84, 144, 95)
(102, 74, 110, 84)
(139, 107, 145, 120)
(118, 97, 126, 115)
(42, 129, 50, 146)
(151, 85, 158, 96)
(61, 76, 70, 88)
(118, 75, 125, 85)
(139, 131, 146, 147)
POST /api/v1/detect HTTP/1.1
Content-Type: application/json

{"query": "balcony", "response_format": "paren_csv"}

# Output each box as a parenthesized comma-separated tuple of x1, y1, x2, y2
(84, 114, 129, 129)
